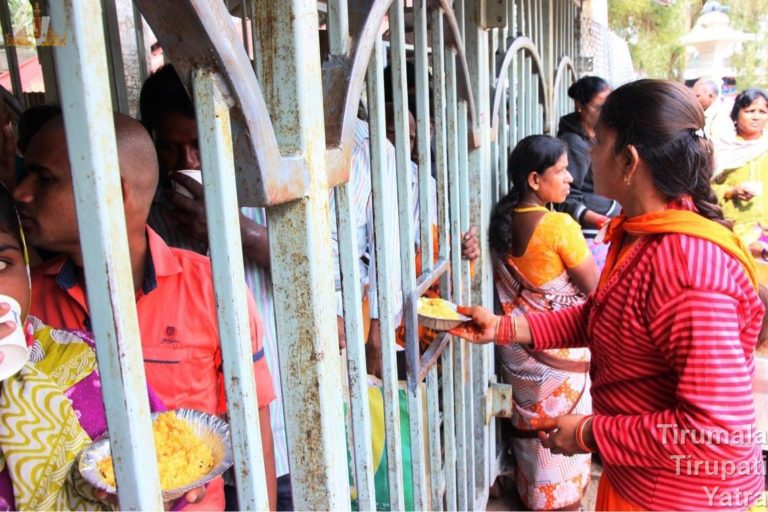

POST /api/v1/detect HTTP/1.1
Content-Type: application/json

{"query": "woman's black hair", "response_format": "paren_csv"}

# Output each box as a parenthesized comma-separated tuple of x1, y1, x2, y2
(567, 76, 611, 106)
(0, 184, 21, 242)
(599, 79, 728, 229)
(729, 88, 768, 125)
(488, 135, 566, 256)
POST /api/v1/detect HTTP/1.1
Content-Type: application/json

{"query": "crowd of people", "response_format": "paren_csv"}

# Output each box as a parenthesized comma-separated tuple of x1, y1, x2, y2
(0, 52, 481, 509)
(0, 28, 767, 511)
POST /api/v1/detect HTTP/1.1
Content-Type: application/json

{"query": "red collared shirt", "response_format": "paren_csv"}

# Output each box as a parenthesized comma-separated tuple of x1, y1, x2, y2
(30, 227, 275, 414)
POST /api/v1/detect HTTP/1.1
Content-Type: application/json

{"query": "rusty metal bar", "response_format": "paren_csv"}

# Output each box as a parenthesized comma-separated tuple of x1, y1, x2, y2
(334, 177, 377, 511)
(414, 0, 433, 274)
(254, 2, 350, 509)
(49, 0, 163, 508)
(327, 2, 376, 510)
(100, 0, 130, 113)
(389, 1, 428, 508)
(430, 8, 451, 508)
(367, 33, 406, 512)
(327, 0, 351, 56)
(192, 69, 268, 509)
(426, 364, 444, 510)
(431, 5, 449, 293)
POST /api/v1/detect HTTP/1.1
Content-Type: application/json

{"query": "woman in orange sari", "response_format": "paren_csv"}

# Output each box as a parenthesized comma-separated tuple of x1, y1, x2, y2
(489, 135, 599, 510)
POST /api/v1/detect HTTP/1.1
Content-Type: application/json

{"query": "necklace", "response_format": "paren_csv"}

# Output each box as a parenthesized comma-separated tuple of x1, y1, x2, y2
(512, 204, 549, 213)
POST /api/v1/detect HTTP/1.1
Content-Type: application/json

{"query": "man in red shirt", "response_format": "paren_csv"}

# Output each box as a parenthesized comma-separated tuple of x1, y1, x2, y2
(13, 113, 276, 510)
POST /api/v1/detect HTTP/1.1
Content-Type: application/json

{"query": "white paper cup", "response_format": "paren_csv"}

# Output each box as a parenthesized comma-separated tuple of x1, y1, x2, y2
(172, 169, 203, 199)
(0, 296, 28, 381)
(740, 181, 761, 197)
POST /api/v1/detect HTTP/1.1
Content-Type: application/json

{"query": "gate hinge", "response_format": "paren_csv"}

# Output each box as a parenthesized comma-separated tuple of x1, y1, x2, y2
(485, 381, 513, 424)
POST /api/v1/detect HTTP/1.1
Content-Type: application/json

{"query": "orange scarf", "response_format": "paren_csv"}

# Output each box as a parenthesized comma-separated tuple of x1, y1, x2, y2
(598, 207, 758, 291)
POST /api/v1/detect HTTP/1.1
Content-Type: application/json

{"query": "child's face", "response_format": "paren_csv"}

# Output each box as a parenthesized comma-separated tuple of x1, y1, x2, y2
(0, 230, 29, 321)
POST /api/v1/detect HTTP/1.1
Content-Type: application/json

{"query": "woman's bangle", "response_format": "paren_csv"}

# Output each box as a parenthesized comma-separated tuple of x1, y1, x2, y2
(575, 415, 595, 453)
(496, 315, 517, 345)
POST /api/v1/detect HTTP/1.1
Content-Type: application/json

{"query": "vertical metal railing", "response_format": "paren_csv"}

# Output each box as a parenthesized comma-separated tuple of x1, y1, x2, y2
(430, 8, 449, 510)
(192, 69, 268, 509)
(369, 28, 407, 512)
(326, 0, 377, 508)
(443, 37, 461, 512)
(10, 1, 588, 510)
(49, 0, 163, 508)
(253, 2, 351, 510)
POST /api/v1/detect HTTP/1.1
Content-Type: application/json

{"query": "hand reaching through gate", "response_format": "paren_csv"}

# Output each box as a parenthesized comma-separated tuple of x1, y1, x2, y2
(449, 307, 533, 345)
(461, 226, 480, 261)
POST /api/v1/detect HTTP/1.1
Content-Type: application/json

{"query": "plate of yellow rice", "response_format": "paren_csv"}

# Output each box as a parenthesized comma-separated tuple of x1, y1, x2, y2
(79, 409, 233, 501)
(417, 297, 470, 330)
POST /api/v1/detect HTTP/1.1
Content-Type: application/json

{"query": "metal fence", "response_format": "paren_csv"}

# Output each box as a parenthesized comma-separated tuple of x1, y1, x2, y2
(1, 0, 583, 509)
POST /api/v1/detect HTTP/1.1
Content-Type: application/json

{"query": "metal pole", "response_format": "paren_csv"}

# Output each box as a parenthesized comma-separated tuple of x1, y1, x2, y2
(462, 0, 493, 506)
(254, 1, 350, 509)
(49, 1, 163, 508)
(192, 69, 268, 510)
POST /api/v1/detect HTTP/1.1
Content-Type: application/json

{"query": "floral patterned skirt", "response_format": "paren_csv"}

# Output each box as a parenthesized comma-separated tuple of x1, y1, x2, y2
(498, 342, 592, 510)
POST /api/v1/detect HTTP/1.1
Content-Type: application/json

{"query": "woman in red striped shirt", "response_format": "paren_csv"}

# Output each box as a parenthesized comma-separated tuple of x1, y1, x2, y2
(454, 80, 767, 511)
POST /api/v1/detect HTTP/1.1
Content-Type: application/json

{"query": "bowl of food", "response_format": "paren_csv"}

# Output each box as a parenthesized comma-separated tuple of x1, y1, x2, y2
(417, 297, 470, 331)
(79, 409, 233, 501)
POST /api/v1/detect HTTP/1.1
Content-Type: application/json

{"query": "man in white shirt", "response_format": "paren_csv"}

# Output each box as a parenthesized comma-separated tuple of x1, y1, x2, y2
(693, 78, 730, 140)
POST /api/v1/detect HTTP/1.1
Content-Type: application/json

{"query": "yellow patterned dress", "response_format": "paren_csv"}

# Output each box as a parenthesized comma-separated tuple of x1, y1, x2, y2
(712, 144, 768, 247)
(494, 210, 593, 510)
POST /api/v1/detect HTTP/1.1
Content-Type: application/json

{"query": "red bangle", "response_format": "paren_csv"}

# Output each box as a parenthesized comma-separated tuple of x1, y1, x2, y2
(496, 315, 517, 345)
(575, 415, 595, 453)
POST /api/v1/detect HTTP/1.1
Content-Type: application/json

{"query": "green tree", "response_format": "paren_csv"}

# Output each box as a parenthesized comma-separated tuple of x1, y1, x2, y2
(728, 0, 768, 89)
(8, 0, 32, 32)
(609, 0, 696, 80)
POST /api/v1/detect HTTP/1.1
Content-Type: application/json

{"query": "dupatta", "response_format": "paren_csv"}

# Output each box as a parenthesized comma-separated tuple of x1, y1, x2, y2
(0, 317, 109, 510)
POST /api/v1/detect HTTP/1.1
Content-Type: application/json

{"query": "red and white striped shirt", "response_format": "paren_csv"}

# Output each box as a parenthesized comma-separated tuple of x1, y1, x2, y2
(528, 233, 766, 510)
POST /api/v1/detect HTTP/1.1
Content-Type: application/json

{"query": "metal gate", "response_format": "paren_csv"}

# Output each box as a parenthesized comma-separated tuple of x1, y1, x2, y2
(0, 0, 584, 509)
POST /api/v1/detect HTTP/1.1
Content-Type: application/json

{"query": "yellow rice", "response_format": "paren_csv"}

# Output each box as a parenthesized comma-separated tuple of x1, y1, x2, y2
(418, 297, 462, 320)
(98, 411, 214, 490)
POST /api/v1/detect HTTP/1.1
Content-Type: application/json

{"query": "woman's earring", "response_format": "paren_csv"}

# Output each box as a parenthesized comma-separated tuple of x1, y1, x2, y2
(623, 175, 631, 186)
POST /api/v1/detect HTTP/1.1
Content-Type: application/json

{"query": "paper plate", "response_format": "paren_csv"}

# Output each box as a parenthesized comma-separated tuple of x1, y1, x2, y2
(417, 297, 470, 331)
(79, 409, 234, 501)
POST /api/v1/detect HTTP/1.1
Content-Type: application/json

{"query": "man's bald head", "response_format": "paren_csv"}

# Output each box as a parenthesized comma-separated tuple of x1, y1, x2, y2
(30, 112, 159, 213)
(693, 79, 719, 111)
